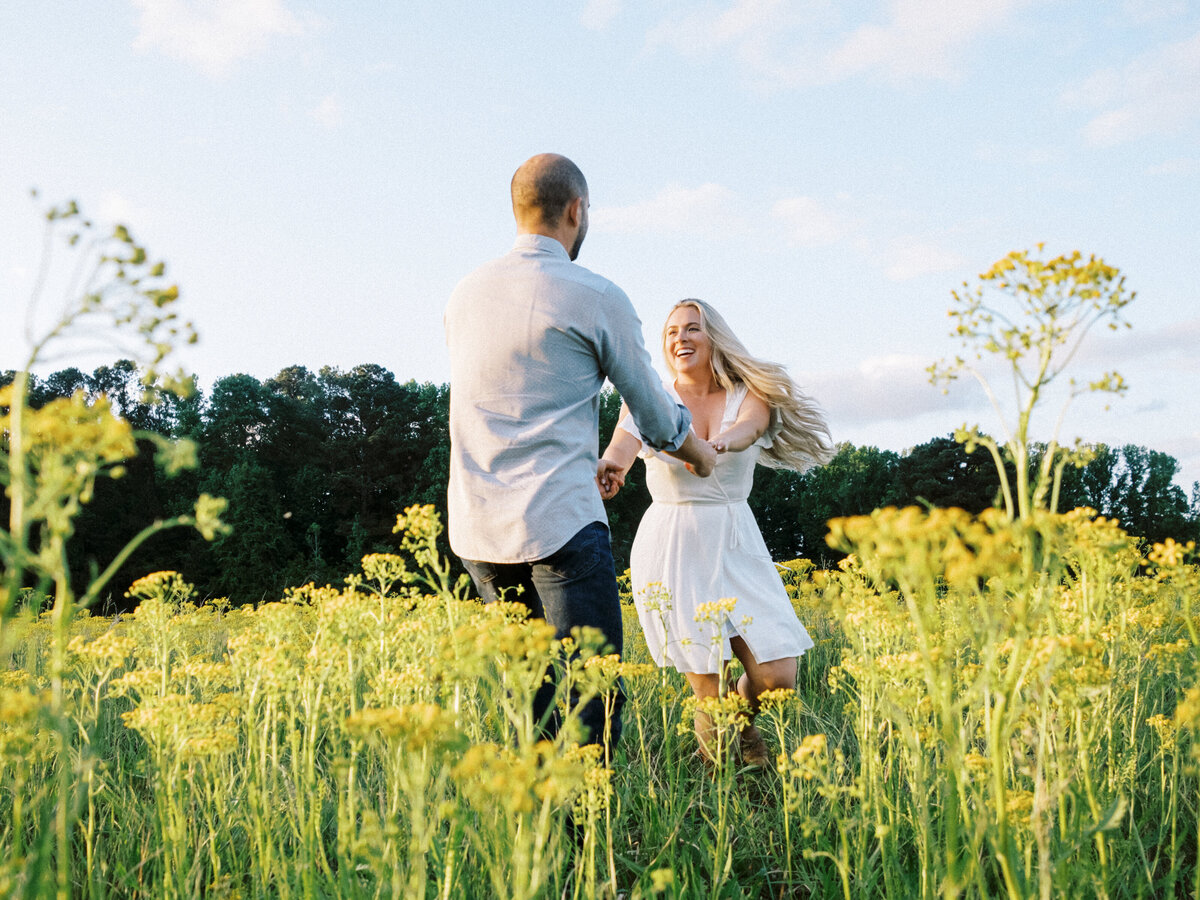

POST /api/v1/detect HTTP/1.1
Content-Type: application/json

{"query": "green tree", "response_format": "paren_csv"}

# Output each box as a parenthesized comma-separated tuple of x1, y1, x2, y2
(203, 459, 298, 600)
(1109, 445, 1194, 544)
(261, 365, 332, 570)
(889, 435, 1008, 513)
(791, 443, 900, 565)
(41, 367, 89, 402)
(200, 374, 274, 470)
(320, 364, 420, 552)
(1054, 442, 1119, 515)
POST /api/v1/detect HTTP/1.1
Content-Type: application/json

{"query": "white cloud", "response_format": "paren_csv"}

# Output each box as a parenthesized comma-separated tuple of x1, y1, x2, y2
(97, 190, 148, 227)
(592, 183, 745, 237)
(771, 195, 856, 246)
(773, 193, 969, 277)
(1081, 316, 1200, 369)
(825, 0, 1028, 83)
(580, 0, 622, 31)
(1160, 432, 1200, 480)
(597, 182, 969, 282)
(881, 236, 966, 281)
(309, 94, 342, 129)
(646, 0, 1026, 89)
(805, 353, 980, 426)
(1063, 30, 1200, 146)
(1122, 0, 1188, 24)
(647, 0, 794, 57)
(1134, 399, 1169, 414)
(645, 0, 841, 90)
(130, 0, 309, 77)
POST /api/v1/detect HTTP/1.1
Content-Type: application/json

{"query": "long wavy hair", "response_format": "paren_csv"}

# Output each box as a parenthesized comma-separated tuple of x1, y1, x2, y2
(662, 299, 834, 472)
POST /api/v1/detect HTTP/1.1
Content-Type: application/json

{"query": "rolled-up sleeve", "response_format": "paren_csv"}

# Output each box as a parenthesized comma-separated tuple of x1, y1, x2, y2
(594, 286, 691, 451)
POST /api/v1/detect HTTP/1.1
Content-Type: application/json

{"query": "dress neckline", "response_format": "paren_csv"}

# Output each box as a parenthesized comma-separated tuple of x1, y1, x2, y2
(670, 380, 746, 425)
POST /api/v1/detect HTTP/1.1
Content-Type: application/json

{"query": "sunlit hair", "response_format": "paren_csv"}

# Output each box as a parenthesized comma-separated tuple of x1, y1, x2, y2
(662, 299, 834, 472)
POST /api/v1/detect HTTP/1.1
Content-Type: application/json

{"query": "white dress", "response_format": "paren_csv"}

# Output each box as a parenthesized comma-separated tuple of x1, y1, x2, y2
(620, 383, 814, 674)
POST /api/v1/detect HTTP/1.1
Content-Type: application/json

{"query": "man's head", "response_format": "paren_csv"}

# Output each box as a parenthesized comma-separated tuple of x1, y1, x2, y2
(511, 153, 589, 260)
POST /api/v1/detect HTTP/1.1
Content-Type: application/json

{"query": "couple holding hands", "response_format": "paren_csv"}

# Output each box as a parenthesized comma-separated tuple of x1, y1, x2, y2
(445, 153, 832, 767)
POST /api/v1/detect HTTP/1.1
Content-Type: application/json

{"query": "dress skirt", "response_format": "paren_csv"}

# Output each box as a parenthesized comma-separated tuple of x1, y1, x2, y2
(623, 381, 815, 675)
(630, 497, 813, 674)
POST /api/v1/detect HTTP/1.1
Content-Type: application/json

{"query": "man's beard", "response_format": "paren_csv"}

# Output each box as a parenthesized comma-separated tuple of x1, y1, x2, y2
(568, 224, 587, 260)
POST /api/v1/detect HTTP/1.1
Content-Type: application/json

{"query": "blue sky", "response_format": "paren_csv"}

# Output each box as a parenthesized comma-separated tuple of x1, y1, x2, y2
(3, 1, 1199, 493)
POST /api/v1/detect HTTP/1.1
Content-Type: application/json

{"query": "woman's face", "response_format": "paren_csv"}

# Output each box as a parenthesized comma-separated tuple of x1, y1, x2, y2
(664, 305, 712, 378)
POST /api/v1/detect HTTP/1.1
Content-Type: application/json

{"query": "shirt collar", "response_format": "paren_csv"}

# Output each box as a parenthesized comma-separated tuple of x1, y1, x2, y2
(512, 233, 570, 259)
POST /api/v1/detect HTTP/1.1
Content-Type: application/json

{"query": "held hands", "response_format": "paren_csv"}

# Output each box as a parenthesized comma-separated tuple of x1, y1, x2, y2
(682, 437, 718, 478)
(596, 458, 626, 500)
(708, 426, 738, 455)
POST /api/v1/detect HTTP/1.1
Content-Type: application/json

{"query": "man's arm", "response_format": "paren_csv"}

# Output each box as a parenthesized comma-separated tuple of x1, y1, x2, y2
(669, 430, 717, 477)
(600, 403, 715, 503)
(593, 285, 710, 469)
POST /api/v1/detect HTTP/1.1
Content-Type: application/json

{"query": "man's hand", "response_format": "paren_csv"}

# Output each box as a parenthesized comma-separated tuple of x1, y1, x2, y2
(683, 437, 718, 478)
(597, 458, 626, 500)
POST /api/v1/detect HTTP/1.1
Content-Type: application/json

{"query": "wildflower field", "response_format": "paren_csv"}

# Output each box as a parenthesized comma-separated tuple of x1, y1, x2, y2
(6, 204, 1198, 898)
(3, 501, 1199, 899)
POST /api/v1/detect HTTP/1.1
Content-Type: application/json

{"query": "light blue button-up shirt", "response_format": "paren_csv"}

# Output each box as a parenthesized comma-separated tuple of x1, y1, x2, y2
(445, 234, 691, 563)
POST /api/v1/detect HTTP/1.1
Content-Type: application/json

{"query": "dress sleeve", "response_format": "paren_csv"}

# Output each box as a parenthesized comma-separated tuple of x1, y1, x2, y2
(729, 383, 780, 449)
(617, 412, 658, 459)
(755, 407, 782, 449)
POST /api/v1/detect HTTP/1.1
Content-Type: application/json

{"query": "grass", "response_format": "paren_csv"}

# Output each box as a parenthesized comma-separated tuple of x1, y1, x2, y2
(1, 506, 1198, 899)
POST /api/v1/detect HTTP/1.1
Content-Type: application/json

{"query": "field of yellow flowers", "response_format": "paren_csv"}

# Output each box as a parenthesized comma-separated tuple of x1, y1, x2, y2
(3, 222, 1194, 898)
(3, 503, 1198, 899)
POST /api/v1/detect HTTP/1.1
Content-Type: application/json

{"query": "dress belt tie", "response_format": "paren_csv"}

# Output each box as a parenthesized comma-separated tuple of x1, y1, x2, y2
(651, 498, 751, 552)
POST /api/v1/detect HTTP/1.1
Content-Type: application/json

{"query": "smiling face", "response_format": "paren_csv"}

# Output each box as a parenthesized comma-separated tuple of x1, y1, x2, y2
(663, 303, 713, 381)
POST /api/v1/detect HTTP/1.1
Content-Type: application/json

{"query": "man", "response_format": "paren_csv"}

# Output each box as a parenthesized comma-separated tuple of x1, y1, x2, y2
(445, 153, 715, 749)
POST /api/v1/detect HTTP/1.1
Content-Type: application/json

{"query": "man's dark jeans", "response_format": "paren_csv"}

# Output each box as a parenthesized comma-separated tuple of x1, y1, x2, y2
(462, 521, 625, 750)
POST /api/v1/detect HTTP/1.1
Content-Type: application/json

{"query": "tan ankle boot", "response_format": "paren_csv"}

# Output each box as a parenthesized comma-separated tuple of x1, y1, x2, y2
(728, 672, 771, 769)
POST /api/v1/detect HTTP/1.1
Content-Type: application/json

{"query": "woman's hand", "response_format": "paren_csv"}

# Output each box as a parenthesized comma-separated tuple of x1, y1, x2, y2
(598, 419, 640, 498)
(597, 458, 626, 500)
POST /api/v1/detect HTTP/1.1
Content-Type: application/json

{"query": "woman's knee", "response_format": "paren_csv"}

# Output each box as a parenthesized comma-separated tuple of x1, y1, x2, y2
(752, 660, 797, 693)
(685, 672, 721, 699)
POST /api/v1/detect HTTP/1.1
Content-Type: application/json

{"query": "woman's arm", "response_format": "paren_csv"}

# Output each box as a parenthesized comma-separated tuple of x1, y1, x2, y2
(599, 402, 718, 500)
(710, 391, 771, 453)
(598, 404, 643, 499)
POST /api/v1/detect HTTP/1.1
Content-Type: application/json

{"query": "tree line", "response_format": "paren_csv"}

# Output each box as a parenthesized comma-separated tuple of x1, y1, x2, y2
(4, 361, 1198, 607)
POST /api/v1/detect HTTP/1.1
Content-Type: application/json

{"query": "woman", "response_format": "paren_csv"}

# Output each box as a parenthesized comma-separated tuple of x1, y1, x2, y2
(598, 299, 833, 767)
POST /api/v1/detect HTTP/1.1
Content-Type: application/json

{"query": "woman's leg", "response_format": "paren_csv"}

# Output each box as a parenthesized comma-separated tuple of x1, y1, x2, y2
(683, 671, 723, 760)
(727, 637, 798, 767)
(728, 635, 797, 714)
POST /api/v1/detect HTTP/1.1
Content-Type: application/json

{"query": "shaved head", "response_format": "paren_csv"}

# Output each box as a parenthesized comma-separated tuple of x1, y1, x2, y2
(511, 153, 588, 228)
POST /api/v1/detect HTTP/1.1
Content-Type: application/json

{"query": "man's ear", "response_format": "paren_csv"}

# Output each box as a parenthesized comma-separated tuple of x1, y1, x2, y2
(565, 196, 583, 228)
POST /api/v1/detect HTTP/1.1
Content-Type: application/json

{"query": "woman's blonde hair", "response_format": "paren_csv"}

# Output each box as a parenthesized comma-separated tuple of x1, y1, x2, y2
(662, 299, 834, 472)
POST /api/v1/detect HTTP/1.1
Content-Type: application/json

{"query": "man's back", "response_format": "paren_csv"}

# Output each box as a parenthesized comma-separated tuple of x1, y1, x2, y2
(446, 234, 618, 562)
(445, 151, 712, 752)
